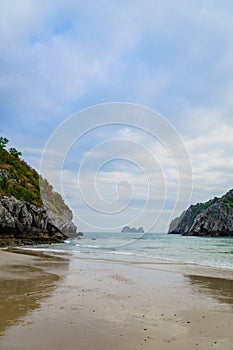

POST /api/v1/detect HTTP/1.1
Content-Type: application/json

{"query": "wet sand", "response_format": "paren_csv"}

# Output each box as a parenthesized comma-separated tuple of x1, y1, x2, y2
(0, 249, 233, 350)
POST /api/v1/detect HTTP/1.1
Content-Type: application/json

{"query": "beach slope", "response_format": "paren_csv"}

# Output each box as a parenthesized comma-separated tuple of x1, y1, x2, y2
(0, 250, 232, 350)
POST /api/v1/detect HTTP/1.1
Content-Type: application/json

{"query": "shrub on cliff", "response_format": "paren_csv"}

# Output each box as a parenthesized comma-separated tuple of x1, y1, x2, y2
(0, 146, 42, 206)
(0, 137, 73, 220)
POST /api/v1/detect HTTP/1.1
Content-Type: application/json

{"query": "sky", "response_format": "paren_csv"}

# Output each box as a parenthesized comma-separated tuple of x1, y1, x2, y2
(1, 0, 233, 232)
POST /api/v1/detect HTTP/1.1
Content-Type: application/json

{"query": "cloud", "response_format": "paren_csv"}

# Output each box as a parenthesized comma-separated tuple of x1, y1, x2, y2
(39, 111, 190, 232)
(44, 117, 233, 231)
(1, 1, 233, 231)
(1, 0, 233, 124)
(184, 124, 233, 201)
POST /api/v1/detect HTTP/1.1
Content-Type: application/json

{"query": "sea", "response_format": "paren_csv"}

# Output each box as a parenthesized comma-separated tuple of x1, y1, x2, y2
(31, 232, 233, 271)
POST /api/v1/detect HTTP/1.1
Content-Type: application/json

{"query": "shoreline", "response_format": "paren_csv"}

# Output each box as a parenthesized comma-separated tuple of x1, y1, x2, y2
(0, 248, 233, 349)
(15, 240, 233, 279)
(69, 250, 233, 280)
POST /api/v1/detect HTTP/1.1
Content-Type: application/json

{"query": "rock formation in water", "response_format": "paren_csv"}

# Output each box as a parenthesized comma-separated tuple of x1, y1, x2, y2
(168, 189, 233, 236)
(121, 226, 144, 233)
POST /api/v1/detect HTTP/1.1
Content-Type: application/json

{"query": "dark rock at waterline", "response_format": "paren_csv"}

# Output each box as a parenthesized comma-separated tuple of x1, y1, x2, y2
(0, 196, 67, 246)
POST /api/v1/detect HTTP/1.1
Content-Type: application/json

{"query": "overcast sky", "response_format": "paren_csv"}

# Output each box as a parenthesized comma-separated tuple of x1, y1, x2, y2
(1, 0, 233, 232)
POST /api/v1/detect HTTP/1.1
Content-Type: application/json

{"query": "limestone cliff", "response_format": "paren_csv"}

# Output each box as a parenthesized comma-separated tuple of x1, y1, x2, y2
(168, 189, 233, 236)
(40, 178, 78, 237)
(46, 205, 77, 237)
(0, 142, 78, 245)
(0, 196, 67, 246)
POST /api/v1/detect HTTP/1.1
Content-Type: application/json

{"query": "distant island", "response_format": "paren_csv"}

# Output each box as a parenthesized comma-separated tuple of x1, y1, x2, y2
(121, 226, 144, 233)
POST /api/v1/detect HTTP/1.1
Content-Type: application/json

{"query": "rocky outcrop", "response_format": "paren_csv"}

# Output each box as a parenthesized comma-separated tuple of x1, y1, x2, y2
(188, 201, 233, 236)
(46, 205, 78, 238)
(121, 226, 144, 233)
(0, 142, 80, 245)
(168, 189, 233, 236)
(167, 211, 186, 234)
(40, 178, 79, 238)
(0, 196, 67, 246)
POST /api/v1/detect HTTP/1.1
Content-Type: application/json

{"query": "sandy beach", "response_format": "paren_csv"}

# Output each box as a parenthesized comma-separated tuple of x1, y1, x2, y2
(0, 249, 232, 350)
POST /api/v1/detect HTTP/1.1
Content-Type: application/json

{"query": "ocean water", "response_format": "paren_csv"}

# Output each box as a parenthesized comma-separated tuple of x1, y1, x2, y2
(36, 232, 233, 270)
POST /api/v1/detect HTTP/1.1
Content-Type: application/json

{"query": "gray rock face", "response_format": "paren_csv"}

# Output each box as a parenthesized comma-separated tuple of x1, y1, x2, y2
(189, 202, 233, 236)
(168, 189, 233, 236)
(46, 207, 78, 237)
(168, 210, 187, 234)
(0, 196, 67, 245)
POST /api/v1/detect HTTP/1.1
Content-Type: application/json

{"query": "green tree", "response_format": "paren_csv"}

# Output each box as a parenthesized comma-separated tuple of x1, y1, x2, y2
(0, 137, 9, 148)
(9, 147, 22, 157)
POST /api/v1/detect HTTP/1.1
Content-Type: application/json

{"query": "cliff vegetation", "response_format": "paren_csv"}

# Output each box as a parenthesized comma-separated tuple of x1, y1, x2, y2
(0, 137, 78, 245)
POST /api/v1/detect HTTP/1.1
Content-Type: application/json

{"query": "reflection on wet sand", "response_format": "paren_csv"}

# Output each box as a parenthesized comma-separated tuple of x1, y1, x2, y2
(187, 274, 233, 306)
(0, 251, 68, 336)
